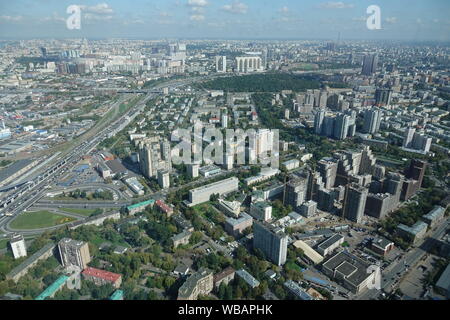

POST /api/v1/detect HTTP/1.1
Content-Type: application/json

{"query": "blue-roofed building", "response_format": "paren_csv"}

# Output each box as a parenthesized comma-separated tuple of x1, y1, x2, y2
(35, 275, 69, 300)
(284, 280, 315, 300)
(110, 290, 124, 300)
(236, 269, 260, 289)
(126, 199, 155, 215)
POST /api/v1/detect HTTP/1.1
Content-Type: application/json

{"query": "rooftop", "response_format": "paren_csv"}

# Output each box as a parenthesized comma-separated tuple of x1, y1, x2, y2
(35, 275, 69, 300)
(178, 268, 213, 298)
(236, 269, 260, 289)
(82, 267, 122, 283)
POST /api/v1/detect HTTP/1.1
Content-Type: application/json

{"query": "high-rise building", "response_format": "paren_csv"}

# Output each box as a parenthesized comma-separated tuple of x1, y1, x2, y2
(215, 56, 227, 73)
(255, 129, 274, 157)
(158, 170, 171, 189)
(236, 56, 264, 73)
(317, 159, 338, 190)
(362, 109, 383, 134)
(58, 238, 91, 270)
(138, 139, 172, 179)
(253, 221, 288, 266)
(187, 163, 200, 179)
(403, 128, 416, 148)
(362, 54, 378, 76)
(284, 177, 308, 210)
(342, 184, 369, 224)
(375, 88, 393, 106)
(9, 234, 27, 259)
(221, 113, 228, 128)
(314, 111, 325, 135)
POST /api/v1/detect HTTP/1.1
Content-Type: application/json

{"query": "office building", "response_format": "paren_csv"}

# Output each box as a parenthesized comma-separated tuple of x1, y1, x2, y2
(253, 221, 288, 266)
(343, 184, 369, 224)
(58, 238, 91, 270)
(9, 234, 27, 260)
(362, 54, 378, 76)
(177, 268, 214, 300)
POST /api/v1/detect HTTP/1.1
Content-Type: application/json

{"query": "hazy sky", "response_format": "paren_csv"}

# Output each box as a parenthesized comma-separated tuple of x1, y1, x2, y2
(0, 0, 449, 41)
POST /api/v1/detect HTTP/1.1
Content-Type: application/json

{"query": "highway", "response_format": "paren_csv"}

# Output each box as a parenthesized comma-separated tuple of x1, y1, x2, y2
(0, 73, 226, 236)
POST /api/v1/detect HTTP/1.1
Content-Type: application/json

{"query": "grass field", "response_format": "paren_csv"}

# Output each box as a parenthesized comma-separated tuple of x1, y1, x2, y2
(60, 208, 101, 217)
(0, 239, 8, 250)
(10, 211, 76, 230)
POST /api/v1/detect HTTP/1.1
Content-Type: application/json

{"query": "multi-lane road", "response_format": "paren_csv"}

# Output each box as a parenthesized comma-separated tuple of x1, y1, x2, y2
(358, 217, 449, 300)
(0, 74, 227, 236)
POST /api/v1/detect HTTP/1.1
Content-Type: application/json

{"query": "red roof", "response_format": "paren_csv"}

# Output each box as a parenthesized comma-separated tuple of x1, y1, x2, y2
(82, 267, 121, 283)
(156, 200, 174, 213)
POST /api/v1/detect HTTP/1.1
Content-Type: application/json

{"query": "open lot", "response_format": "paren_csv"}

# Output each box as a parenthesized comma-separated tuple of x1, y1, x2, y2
(60, 208, 101, 217)
(9, 211, 76, 230)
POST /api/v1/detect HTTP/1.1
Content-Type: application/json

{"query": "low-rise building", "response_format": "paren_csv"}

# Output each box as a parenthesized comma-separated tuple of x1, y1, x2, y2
(126, 199, 155, 216)
(293, 240, 324, 265)
(321, 251, 380, 294)
(177, 268, 214, 300)
(82, 267, 122, 289)
(7, 242, 55, 282)
(236, 269, 260, 289)
(156, 199, 174, 217)
(316, 234, 345, 257)
(370, 237, 394, 257)
(213, 267, 235, 288)
(172, 230, 192, 248)
(225, 213, 253, 237)
(396, 221, 428, 245)
(284, 280, 314, 300)
(217, 199, 241, 217)
(422, 206, 445, 228)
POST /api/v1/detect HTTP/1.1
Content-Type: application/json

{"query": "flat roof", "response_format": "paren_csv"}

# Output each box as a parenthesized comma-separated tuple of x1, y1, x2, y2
(397, 221, 428, 236)
(110, 290, 124, 300)
(322, 251, 372, 288)
(293, 240, 324, 264)
(423, 206, 445, 221)
(317, 234, 344, 251)
(178, 268, 212, 298)
(7, 242, 55, 279)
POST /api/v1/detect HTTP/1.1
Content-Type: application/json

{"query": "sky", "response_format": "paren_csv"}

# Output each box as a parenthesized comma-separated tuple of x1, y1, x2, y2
(0, 0, 450, 41)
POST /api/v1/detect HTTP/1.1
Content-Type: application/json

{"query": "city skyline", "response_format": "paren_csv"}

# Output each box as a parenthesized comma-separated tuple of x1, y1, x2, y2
(0, 0, 450, 41)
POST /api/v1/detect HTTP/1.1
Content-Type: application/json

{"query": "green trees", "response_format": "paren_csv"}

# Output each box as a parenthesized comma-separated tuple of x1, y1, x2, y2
(202, 74, 320, 93)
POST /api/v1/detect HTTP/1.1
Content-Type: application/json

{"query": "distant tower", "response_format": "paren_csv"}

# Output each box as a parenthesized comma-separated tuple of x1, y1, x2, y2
(215, 56, 227, 73)
(362, 54, 378, 76)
